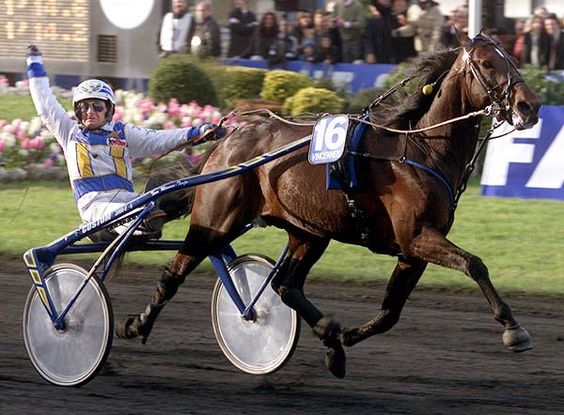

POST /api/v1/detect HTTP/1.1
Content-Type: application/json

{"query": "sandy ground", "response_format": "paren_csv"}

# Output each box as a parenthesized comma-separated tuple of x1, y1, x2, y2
(1, 258, 563, 414)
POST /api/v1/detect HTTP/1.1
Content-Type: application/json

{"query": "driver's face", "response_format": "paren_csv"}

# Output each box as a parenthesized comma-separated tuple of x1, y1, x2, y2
(78, 99, 108, 130)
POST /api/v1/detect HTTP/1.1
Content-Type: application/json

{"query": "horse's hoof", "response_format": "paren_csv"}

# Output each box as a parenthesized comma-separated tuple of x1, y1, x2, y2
(503, 325, 532, 352)
(325, 343, 346, 379)
(116, 315, 143, 341)
(340, 327, 360, 347)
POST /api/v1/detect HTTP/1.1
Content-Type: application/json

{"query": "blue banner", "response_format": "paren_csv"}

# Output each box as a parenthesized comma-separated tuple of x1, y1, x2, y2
(481, 106, 564, 201)
(223, 58, 396, 93)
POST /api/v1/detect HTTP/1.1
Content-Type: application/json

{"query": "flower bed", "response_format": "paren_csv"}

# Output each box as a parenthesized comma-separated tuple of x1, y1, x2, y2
(0, 82, 228, 181)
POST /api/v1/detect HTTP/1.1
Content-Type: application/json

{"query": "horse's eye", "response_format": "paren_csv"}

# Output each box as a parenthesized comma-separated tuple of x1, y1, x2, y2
(482, 60, 494, 69)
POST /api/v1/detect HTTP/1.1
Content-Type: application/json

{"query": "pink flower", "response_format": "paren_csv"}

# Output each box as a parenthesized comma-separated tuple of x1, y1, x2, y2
(29, 137, 45, 149)
(43, 158, 55, 168)
(0, 119, 7, 128)
(16, 129, 28, 140)
(0, 140, 5, 153)
(139, 98, 154, 115)
(163, 120, 175, 129)
(168, 98, 181, 117)
(113, 110, 123, 122)
(20, 138, 32, 149)
(10, 119, 21, 134)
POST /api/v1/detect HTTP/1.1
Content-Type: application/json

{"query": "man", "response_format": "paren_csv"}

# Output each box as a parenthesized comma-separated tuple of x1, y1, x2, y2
(26, 45, 223, 237)
(193, 2, 221, 58)
(227, 0, 258, 57)
(333, 0, 366, 63)
(544, 14, 564, 70)
(405, 0, 443, 54)
(158, 0, 195, 57)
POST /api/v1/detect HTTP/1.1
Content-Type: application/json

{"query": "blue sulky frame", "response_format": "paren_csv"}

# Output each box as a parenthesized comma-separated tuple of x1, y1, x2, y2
(23, 135, 310, 330)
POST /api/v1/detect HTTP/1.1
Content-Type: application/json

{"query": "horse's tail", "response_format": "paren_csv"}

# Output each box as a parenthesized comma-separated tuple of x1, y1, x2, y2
(144, 141, 221, 220)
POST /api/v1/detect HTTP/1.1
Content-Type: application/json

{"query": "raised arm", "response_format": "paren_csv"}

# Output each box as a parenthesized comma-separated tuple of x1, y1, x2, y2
(26, 45, 77, 148)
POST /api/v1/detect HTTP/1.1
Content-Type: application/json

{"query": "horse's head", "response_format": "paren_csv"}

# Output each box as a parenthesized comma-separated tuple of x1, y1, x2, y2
(454, 30, 540, 130)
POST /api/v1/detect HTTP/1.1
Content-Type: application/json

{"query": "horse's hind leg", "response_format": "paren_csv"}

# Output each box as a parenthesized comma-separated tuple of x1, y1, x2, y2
(342, 258, 427, 347)
(115, 236, 209, 343)
(271, 234, 347, 378)
(409, 227, 531, 352)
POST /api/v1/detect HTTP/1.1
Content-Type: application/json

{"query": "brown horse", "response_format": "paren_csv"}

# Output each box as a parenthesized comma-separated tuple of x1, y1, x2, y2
(117, 31, 540, 378)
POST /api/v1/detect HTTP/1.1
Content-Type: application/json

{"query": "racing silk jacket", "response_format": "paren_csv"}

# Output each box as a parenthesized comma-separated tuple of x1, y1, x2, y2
(28, 76, 195, 224)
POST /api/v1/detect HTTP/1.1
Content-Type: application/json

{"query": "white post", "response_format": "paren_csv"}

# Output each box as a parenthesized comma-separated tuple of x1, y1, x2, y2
(468, 0, 482, 37)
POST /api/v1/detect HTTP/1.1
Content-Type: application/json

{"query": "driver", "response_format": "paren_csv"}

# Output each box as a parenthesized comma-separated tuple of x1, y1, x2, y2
(25, 45, 224, 237)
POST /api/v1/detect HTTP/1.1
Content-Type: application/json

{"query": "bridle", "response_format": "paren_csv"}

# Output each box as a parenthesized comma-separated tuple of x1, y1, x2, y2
(461, 34, 525, 121)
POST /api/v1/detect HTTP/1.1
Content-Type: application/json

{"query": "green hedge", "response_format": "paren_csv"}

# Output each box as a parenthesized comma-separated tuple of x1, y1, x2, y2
(148, 55, 219, 106)
(218, 66, 267, 109)
(260, 70, 313, 103)
(283, 87, 345, 116)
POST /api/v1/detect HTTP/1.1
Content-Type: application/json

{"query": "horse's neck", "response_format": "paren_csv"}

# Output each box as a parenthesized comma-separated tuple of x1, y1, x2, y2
(414, 77, 481, 186)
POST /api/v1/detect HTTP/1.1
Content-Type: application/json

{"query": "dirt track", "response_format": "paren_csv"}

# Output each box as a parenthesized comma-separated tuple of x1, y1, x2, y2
(1, 258, 563, 414)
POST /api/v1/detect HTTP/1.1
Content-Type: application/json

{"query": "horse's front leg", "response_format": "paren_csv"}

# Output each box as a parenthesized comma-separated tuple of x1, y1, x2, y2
(408, 226, 532, 352)
(271, 235, 349, 378)
(341, 258, 427, 347)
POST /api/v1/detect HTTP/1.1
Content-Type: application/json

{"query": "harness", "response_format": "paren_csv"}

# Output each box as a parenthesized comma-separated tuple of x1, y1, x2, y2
(240, 34, 525, 245)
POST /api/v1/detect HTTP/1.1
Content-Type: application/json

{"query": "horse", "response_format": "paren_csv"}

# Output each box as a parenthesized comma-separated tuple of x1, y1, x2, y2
(116, 31, 540, 378)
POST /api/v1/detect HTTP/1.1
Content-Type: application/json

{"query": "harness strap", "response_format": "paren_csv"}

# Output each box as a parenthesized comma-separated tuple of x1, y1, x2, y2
(403, 159, 455, 208)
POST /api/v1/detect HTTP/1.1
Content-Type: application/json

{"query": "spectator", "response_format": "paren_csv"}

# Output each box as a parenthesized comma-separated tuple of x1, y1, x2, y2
(317, 35, 341, 64)
(520, 15, 551, 68)
(544, 14, 564, 70)
(268, 19, 299, 65)
(363, 3, 394, 63)
(533, 6, 550, 20)
(241, 11, 279, 60)
(158, 0, 195, 57)
(227, 0, 258, 57)
(293, 10, 316, 53)
(300, 38, 319, 62)
(390, 0, 416, 63)
(512, 18, 528, 66)
(333, 0, 366, 62)
(440, 5, 468, 49)
(313, 9, 342, 60)
(406, 0, 443, 54)
(193, 2, 221, 58)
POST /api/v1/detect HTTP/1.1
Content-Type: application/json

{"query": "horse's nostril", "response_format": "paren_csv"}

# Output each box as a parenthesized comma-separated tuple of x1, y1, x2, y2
(517, 101, 532, 115)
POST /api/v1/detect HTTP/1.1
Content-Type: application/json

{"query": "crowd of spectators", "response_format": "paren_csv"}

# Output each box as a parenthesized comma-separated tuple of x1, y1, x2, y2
(159, 0, 564, 70)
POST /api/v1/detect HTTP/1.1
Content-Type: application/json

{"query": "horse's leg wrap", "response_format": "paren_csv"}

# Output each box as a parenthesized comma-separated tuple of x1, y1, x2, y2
(116, 268, 185, 343)
(313, 316, 346, 379)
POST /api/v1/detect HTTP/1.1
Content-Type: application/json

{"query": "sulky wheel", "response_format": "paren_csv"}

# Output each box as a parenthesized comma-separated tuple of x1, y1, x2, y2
(22, 263, 113, 386)
(211, 254, 300, 375)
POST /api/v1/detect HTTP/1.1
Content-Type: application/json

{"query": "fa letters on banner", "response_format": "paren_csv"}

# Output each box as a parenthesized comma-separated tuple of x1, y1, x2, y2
(481, 106, 564, 200)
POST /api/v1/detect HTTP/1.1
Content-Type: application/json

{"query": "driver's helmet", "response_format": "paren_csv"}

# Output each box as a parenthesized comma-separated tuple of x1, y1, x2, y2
(72, 79, 116, 123)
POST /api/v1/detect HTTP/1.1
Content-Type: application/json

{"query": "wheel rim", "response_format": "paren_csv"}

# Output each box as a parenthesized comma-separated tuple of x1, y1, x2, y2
(23, 265, 112, 386)
(212, 257, 299, 374)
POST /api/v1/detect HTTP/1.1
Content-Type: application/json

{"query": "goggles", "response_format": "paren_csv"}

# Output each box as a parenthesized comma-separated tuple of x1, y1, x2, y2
(77, 101, 106, 113)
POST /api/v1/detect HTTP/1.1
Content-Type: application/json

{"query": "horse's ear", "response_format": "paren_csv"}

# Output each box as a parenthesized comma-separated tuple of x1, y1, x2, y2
(454, 25, 470, 46)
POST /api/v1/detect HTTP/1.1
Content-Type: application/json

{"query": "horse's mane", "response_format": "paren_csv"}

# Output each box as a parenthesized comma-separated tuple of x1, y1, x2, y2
(379, 48, 459, 130)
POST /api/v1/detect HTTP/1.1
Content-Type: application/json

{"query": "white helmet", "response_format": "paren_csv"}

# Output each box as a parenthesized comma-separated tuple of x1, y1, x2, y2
(73, 79, 116, 123)
(73, 79, 116, 105)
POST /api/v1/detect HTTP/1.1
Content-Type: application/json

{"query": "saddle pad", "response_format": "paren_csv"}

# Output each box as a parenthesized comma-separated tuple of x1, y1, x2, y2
(326, 115, 369, 190)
